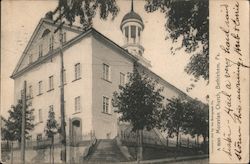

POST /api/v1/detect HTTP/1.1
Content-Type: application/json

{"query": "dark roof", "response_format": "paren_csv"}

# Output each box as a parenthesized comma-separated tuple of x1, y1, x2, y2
(122, 11, 143, 23)
(121, 11, 144, 29)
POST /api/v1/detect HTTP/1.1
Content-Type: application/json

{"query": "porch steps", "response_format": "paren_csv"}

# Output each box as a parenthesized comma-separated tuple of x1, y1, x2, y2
(85, 139, 127, 163)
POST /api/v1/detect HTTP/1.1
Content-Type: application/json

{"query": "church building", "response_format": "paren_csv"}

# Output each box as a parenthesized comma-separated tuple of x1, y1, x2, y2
(11, 2, 188, 144)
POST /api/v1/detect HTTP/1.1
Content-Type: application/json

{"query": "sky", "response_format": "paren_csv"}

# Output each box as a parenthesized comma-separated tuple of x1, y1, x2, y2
(1, 0, 208, 118)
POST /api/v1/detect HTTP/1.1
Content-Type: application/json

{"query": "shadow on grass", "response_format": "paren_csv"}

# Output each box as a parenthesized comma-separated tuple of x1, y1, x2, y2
(127, 145, 208, 161)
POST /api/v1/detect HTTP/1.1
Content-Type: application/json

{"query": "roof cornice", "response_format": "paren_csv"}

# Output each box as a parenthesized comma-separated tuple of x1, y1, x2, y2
(11, 27, 138, 79)
(11, 18, 84, 78)
(11, 19, 44, 77)
(42, 18, 83, 34)
(10, 21, 191, 102)
(11, 28, 92, 79)
(120, 19, 144, 30)
(91, 28, 138, 62)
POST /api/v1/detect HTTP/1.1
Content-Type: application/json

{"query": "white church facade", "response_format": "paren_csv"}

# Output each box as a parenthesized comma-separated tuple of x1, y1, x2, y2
(11, 5, 189, 143)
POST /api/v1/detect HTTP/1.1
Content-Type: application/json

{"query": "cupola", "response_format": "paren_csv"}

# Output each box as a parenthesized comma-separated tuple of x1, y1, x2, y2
(120, 0, 151, 67)
(120, 0, 144, 56)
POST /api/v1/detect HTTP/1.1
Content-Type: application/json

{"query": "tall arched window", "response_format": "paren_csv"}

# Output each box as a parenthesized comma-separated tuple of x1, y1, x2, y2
(131, 25, 136, 43)
(125, 26, 129, 42)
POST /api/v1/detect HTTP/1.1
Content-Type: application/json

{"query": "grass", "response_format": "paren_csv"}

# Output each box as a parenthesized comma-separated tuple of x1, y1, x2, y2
(127, 145, 207, 160)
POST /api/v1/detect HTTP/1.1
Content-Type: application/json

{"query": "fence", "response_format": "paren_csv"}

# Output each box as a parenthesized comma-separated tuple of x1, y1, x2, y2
(118, 129, 200, 149)
(1, 131, 96, 151)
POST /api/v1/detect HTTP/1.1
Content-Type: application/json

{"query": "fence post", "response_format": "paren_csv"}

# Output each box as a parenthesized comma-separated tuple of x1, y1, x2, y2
(195, 137, 197, 147)
(179, 134, 182, 148)
(197, 135, 199, 148)
(11, 141, 13, 164)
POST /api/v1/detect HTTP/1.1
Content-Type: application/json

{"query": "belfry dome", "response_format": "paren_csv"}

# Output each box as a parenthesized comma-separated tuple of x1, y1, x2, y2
(120, 2, 144, 30)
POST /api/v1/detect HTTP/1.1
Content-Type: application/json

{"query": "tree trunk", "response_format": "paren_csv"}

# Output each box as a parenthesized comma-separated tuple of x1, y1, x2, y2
(11, 141, 13, 164)
(140, 130, 143, 160)
(52, 136, 54, 164)
(202, 135, 207, 153)
(136, 130, 143, 163)
(136, 130, 139, 163)
(49, 143, 51, 164)
(166, 137, 169, 147)
(203, 135, 206, 145)
(175, 131, 179, 159)
(197, 135, 199, 148)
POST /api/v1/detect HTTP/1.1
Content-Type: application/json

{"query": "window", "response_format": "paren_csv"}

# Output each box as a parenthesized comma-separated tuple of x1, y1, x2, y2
(120, 73, 125, 86)
(38, 81, 42, 95)
(49, 76, 54, 90)
(125, 26, 129, 41)
(38, 109, 43, 122)
(39, 44, 43, 57)
(29, 85, 33, 98)
(131, 26, 136, 38)
(75, 96, 81, 112)
(131, 25, 136, 43)
(37, 134, 42, 140)
(103, 96, 110, 114)
(103, 64, 110, 81)
(74, 63, 81, 80)
(49, 105, 53, 112)
(29, 54, 33, 64)
(63, 32, 66, 43)
(49, 36, 54, 51)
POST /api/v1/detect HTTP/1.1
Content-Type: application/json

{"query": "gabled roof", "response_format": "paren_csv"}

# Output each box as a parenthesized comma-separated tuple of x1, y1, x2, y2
(10, 20, 138, 79)
(10, 18, 189, 100)
(11, 18, 83, 78)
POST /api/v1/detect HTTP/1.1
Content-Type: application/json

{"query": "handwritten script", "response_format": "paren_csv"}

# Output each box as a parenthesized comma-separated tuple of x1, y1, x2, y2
(212, 1, 249, 162)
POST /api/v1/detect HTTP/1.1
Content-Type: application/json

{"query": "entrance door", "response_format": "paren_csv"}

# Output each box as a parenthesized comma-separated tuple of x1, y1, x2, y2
(72, 119, 81, 146)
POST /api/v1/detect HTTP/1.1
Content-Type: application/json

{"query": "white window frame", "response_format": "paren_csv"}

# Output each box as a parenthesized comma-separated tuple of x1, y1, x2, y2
(38, 81, 42, 95)
(102, 96, 110, 114)
(75, 96, 81, 112)
(103, 63, 111, 81)
(29, 85, 33, 98)
(74, 63, 81, 80)
(39, 44, 43, 57)
(49, 75, 54, 90)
